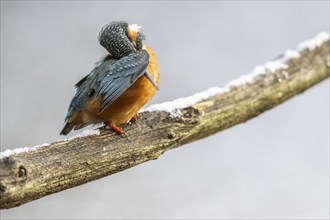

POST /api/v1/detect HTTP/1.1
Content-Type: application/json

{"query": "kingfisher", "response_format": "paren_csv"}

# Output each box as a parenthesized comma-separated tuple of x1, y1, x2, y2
(60, 21, 160, 135)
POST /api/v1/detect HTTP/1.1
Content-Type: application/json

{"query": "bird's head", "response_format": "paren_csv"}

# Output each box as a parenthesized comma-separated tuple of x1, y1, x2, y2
(99, 21, 146, 59)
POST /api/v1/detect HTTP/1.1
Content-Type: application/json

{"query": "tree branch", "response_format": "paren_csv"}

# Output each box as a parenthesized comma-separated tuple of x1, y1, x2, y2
(1, 33, 329, 209)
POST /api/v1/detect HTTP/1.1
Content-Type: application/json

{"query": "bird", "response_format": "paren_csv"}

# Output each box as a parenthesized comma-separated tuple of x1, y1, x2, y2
(60, 21, 160, 135)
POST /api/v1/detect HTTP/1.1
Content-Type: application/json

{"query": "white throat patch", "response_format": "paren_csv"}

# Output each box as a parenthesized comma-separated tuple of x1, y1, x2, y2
(129, 24, 142, 32)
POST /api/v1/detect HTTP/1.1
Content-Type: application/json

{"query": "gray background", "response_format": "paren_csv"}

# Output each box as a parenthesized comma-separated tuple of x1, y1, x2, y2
(1, 1, 329, 219)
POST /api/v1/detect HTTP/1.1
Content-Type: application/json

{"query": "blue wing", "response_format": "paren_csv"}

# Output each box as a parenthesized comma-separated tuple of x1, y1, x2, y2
(94, 50, 149, 113)
(63, 50, 149, 123)
(63, 55, 116, 122)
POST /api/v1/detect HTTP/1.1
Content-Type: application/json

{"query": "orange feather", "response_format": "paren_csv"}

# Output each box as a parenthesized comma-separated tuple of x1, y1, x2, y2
(67, 46, 159, 129)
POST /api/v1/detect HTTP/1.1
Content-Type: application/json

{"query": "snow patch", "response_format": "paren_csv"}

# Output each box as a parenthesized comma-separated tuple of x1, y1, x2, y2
(298, 32, 329, 51)
(67, 128, 100, 141)
(143, 32, 329, 117)
(0, 129, 100, 159)
(144, 87, 229, 116)
(0, 143, 49, 159)
(284, 49, 301, 58)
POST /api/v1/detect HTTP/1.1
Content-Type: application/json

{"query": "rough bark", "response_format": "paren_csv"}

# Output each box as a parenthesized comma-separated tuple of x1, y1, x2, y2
(0, 40, 329, 209)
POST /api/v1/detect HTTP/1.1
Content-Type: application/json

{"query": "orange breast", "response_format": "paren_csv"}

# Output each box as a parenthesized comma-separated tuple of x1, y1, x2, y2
(80, 46, 160, 126)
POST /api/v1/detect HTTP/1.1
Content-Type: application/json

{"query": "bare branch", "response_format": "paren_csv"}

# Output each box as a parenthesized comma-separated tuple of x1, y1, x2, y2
(1, 33, 329, 209)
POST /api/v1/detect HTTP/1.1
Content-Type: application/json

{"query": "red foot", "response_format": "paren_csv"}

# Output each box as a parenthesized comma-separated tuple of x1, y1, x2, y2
(106, 123, 124, 136)
(130, 115, 137, 122)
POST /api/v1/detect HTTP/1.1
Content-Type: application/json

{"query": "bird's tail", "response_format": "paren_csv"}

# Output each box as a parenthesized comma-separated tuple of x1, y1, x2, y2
(60, 122, 74, 135)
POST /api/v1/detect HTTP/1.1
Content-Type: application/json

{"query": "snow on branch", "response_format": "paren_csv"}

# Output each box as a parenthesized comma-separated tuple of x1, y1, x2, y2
(144, 32, 329, 115)
(0, 32, 329, 209)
